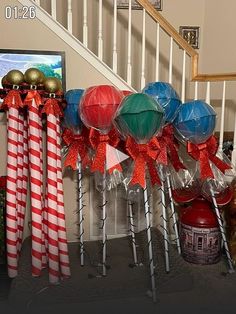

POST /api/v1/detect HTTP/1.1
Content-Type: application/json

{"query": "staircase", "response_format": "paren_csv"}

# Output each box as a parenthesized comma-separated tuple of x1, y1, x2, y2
(14, 0, 236, 241)
(15, 0, 236, 159)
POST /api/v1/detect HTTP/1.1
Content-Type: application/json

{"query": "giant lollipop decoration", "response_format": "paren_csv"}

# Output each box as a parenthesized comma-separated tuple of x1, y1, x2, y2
(174, 99, 234, 272)
(80, 85, 123, 276)
(143, 82, 184, 256)
(115, 93, 165, 302)
(171, 100, 218, 203)
(63, 88, 90, 266)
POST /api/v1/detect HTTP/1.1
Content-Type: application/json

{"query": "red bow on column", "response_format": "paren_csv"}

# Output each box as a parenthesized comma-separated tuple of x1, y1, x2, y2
(89, 128, 121, 174)
(158, 124, 185, 171)
(1, 89, 23, 109)
(187, 135, 231, 179)
(125, 136, 161, 188)
(24, 90, 42, 108)
(62, 128, 90, 170)
(42, 98, 63, 117)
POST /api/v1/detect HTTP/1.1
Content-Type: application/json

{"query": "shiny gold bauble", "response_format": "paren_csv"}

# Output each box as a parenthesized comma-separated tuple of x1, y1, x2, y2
(24, 68, 44, 85)
(38, 72, 45, 84)
(6, 70, 24, 85)
(57, 79, 63, 91)
(1, 75, 8, 87)
(44, 77, 61, 93)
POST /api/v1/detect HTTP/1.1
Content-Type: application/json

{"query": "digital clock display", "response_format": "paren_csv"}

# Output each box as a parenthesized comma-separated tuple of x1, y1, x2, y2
(5, 6, 36, 19)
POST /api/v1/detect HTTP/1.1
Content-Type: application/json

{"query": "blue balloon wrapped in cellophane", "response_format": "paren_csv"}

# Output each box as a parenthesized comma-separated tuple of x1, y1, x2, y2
(142, 81, 181, 123)
(174, 100, 216, 144)
(64, 89, 84, 132)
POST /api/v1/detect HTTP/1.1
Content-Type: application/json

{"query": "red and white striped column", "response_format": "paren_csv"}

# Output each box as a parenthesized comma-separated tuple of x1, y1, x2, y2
(38, 116, 47, 269)
(46, 113, 60, 283)
(16, 113, 24, 253)
(19, 116, 29, 252)
(56, 116, 71, 278)
(6, 107, 19, 278)
(28, 98, 43, 276)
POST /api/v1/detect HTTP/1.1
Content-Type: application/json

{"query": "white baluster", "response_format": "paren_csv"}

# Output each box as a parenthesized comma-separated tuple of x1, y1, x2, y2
(113, 0, 118, 73)
(127, 0, 132, 85)
(218, 81, 226, 153)
(34, 0, 40, 5)
(168, 37, 173, 84)
(194, 81, 198, 100)
(51, 0, 56, 19)
(83, 0, 88, 47)
(232, 111, 236, 166)
(98, 0, 103, 60)
(67, 0, 72, 34)
(140, 9, 146, 90)
(205, 81, 211, 104)
(181, 50, 186, 103)
(155, 23, 160, 82)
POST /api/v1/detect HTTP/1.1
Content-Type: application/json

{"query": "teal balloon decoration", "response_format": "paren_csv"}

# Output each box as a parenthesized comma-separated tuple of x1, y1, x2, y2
(114, 93, 164, 143)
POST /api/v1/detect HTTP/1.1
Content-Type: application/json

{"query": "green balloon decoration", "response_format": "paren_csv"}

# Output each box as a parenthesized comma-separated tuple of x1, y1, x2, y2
(115, 93, 164, 143)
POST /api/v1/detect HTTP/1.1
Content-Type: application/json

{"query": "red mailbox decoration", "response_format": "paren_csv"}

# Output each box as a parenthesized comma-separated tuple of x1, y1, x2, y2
(180, 198, 221, 265)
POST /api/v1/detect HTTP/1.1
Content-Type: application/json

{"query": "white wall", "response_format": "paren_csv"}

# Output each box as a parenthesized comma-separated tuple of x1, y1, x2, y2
(200, 0, 236, 132)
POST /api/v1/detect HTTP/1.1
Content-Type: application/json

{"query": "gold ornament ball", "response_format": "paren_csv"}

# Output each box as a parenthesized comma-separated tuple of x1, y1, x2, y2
(24, 68, 44, 85)
(1, 75, 8, 87)
(39, 72, 45, 84)
(44, 77, 61, 93)
(6, 70, 24, 85)
(57, 79, 63, 91)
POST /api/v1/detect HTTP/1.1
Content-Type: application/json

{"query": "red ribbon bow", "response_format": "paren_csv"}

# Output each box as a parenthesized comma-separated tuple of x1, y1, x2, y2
(157, 125, 185, 171)
(126, 136, 161, 188)
(42, 98, 63, 117)
(89, 128, 121, 174)
(62, 128, 90, 170)
(187, 135, 231, 179)
(1, 89, 23, 110)
(24, 90, 42, 108)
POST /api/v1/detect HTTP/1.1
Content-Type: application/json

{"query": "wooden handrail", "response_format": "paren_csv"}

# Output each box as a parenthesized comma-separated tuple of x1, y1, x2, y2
(136, 0, 236, 82)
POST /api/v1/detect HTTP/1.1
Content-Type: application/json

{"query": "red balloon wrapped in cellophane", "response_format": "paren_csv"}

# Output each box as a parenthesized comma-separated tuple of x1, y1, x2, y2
(80, 85, 123, 132)
(80, 85, 124, 190)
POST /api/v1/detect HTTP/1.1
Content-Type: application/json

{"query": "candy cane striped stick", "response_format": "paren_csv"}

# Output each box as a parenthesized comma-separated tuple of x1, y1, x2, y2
(16, 113, 24, 253)
(47, 113, 60, 284)
(42, 180, 48, 256)
(38, 117, 47, 269)
(77, 160, 85, 266)
(42, 124, 48, 262)
(56, 116, 71, 278)
(21, 116, 29, 245)
(6, 107, 19, 278)
(28, 98, 43, 276)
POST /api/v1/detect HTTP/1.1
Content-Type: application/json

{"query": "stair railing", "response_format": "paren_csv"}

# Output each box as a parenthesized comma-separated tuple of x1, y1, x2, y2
(32, 0, 236, 164)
